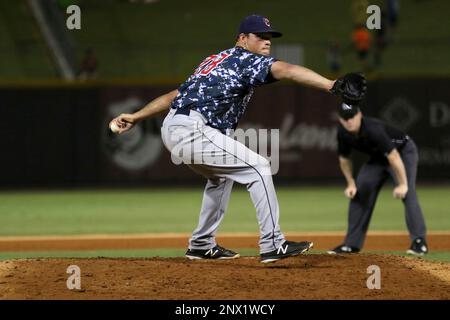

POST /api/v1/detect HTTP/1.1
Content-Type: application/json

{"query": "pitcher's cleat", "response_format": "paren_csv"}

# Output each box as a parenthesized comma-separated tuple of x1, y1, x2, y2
(260, 241, 313, 263)
(185, 245, 240, 260)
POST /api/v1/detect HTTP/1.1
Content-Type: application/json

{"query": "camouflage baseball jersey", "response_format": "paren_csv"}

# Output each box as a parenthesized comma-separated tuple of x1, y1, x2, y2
(171, 46, 277, 132)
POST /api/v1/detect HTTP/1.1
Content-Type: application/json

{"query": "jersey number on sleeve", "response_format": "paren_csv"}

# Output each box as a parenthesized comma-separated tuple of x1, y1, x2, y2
(194, 53, 230, 76)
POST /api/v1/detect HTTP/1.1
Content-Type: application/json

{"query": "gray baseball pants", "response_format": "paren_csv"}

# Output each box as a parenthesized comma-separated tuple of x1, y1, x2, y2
(161, 108, 285, 254)
(344, 140, 427, 249)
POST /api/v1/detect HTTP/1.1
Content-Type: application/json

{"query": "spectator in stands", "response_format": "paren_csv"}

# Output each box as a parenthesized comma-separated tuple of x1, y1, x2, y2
(78, 48, 99, 80)
(327, 41, 342, 75)
(386, 0, 399, 30)
(352, 24, 371, 72)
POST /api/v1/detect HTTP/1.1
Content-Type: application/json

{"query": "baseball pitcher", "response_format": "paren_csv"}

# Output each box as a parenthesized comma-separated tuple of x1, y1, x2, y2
(110, 15, 367, 263)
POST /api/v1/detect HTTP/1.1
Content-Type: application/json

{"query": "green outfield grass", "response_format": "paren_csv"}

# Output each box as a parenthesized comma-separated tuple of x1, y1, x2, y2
(0, 186, 449, 236)
(2, 186, 448, 262)
(0, 248, 448, 263)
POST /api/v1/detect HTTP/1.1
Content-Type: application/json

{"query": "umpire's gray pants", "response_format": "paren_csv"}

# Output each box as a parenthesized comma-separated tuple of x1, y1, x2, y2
(161, 109, 285, 254)
(344, 140, 427, 249)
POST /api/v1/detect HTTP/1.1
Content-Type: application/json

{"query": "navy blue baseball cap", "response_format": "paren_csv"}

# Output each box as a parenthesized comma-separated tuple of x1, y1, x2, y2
(238, 15, 282, 38)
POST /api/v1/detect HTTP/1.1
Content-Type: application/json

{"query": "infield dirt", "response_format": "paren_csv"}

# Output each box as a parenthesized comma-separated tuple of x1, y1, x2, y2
(1, 233, 449, 299)
(1, 254, 449, 300)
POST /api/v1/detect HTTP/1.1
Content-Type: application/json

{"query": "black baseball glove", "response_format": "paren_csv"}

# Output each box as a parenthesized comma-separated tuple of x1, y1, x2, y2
(330, 73, 367, 104)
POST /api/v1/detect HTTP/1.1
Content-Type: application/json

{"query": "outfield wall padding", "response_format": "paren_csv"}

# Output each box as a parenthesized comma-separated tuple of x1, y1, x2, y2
(1, 78, 449, 187)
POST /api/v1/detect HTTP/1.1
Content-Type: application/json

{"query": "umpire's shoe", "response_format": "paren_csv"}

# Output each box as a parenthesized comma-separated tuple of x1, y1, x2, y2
(185, 245, 240, 260)
(406, 237, 428, 256)
(327, 244, 360, 254)
(260, 241, 313, 263)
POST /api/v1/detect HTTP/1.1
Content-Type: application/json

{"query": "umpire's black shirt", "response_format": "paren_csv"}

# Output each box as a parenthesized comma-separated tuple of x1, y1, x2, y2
(338, 116, 410, 164)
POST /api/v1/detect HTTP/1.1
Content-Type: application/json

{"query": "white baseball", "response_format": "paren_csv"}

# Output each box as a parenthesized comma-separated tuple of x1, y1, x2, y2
(110, 121, 121, 133)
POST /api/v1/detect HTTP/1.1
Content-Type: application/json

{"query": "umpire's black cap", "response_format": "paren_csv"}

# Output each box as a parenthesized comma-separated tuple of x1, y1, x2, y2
(338, 103, 360, 120)
(238, 15, 282, 38)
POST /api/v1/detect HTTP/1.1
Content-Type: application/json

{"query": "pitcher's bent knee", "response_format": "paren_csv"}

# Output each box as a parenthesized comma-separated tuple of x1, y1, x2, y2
(252, 156, 272, 177)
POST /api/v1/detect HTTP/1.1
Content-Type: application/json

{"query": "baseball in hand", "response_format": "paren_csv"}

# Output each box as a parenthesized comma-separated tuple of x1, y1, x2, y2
(110, 121, 121, 133)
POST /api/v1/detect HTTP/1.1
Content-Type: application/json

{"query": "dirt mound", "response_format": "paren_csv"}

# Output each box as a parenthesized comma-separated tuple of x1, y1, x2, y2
(1, 254, 449, 300)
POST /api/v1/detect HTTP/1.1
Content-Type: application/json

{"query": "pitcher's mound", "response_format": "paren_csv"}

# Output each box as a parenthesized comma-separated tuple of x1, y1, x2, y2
(1, 254, 449, 299)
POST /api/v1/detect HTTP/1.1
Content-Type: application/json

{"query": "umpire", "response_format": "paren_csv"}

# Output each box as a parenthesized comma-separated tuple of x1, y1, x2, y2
(328, 103, 428, 256)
